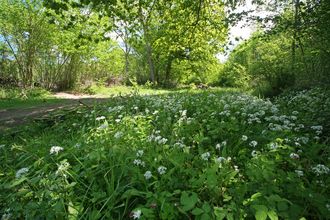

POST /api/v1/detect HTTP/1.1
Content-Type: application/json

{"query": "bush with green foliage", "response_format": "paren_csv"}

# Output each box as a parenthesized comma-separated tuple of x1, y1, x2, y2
(1, 89, 329, 219)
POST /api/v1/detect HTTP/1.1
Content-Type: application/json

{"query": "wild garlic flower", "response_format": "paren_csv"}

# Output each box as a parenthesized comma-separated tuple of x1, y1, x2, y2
(50, 146, 63, 155)
(290, 153, 299, 160)
(270, 143, 278, 150)
(96, 116, 105, 121)
(133, 210, 142, 219)
(251, 150, 259, 158)
(114, 131, 124, 139)
(15, 168, 29, 179)
(133, 159, 145, 167)
(216, 144, 221, 150)
(158, 166, 167, 175)
(242, 135, 248, 141)
(115, 119, 121, 123)
(153, 110, 159, 115)
(201, 152, 210, 161)
(97, 124, 108, 130)
(56, 162, 70, 177)
(136, 150, 144, 157)
(144, 171, 152, 180)
(295, 170, 303, 177)
(249, 141, 258, 147)
(216, 157, 226, 165)
(0, 144, 5, 149)
(158, 138, 168, 145)
(312, 164, 330, 175)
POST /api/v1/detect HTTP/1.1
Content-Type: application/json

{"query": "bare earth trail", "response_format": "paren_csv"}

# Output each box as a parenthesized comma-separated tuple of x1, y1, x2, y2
(0, 92, 113, 130)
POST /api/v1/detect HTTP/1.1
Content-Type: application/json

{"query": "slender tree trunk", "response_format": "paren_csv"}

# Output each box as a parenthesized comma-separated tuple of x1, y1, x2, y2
(145, 36, 155, 85)
(165, 58, 172, 88)
(297, 38, 309, 78)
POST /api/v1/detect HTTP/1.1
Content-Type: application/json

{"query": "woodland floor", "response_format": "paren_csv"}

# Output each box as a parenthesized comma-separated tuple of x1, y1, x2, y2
(0, 92, 112, 130)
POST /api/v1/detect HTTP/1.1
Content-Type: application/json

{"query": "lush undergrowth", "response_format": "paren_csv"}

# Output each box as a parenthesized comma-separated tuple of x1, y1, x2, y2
(0, 88, 329, 220)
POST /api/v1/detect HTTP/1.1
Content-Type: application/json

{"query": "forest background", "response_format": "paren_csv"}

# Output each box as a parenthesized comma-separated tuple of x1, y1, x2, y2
(0, 0, 329, 98)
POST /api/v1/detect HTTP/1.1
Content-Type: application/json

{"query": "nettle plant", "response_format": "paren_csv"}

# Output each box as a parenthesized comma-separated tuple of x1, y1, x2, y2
(1, 88, 330, 219)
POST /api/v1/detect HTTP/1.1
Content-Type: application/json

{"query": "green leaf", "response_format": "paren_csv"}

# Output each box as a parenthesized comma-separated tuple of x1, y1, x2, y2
(17, 189, 30, 196)
(202, 203, 211, 213)
(277, 201, 288, 211)
(267, 210, 278, 220)
(224, 170, 238, 184)
(236, 183, 247, 196)
(66, 182, 77, 189)
(192, 208, 204, 215)
(29, 176, 41, 185)
(252, 205, 268, 212)
(201, 213, 210, 220)
(255, 211, 267, 220)
(121, 189, 143, 199)
(181, 192, 198, 211)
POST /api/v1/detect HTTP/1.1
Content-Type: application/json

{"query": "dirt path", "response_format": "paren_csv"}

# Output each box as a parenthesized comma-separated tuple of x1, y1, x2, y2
(0, 92, 112, 130)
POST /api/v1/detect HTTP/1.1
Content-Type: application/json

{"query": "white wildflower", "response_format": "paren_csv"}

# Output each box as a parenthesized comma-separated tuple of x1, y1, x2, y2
(137, 150, 144, 157)
(242, 135, 248, 141)
(133, 210, 142, 219)
(144, 171, 152, 180)
(216, 157, 226, 164)
(158, 166, 167, 175)
(15, 168, 29, 179)
(50, 146, 63, 155)
(249, 141, 258, 147)
(295, 170, 303, 177)
(97, 124, 108, 130)
(114, 131, 124, 139)
(201, 152, 210, 161)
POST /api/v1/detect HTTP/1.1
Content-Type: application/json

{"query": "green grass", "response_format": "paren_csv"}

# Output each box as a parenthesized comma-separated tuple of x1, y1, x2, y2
(0, 97, 68, 110)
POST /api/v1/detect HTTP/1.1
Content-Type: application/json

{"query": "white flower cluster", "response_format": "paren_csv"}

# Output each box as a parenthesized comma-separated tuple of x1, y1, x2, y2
(201, 152, 210, 161)
(136, 150, 144, 157)
(158, 166, 167, 175)
(0, 144, 5, 149)
(312, 164, 330, 175)
(56, 162, 70, 177)
(249, 141, 258, 147)
(97, 124, 108, 130)
(216, 141, 227, 150)
(50, 146, 63, 155)
(114, 131, 124, 139)
(295, 170, 303, 177)
(133, 159, 145, 167)
(144, 171, 152, 180)
(242, 135, 248, 141)
(133, 210, 142, 219)
(96, 116, 105, 121)
(270, 143, 278, 150)
(108, 105, 124, 113)
(251, 150, 260, 158)
(15, 168, 29, 179)
(290, 153, 299, 160)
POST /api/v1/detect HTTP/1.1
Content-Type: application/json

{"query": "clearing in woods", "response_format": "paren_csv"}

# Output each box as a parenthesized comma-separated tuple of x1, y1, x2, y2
(0, 92, 112, 129)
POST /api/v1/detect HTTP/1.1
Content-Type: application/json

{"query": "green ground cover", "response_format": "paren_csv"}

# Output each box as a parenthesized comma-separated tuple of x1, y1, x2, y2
(0, 87, 329, 219)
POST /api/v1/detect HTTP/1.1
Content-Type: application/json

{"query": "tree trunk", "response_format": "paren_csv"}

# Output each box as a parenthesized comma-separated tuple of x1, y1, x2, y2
(165, 58, 172, 88)
(145, 37, 155, 85)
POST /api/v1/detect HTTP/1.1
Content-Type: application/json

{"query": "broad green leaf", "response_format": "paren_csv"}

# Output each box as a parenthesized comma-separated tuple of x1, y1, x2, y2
(202, 202, 211, 213)
(267, 210, 278, 220)
(255, 211, 267, 220)
(277, 201, 288, 211)
(192, 208, 204, 215)
(252, 205, 268, 212)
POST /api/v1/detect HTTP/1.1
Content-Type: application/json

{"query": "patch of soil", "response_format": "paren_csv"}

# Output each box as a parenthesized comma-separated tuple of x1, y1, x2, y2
(0, 92, 112, 130)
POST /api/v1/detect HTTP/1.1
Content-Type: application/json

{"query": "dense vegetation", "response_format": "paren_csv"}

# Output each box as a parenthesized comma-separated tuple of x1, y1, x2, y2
(1, 0, 330, 219)
(1, 87, 330, 219)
